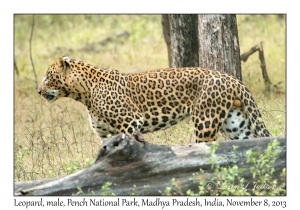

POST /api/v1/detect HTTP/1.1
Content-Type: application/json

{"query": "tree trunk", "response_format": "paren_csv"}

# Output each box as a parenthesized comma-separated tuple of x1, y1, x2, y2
(163, 14, 242, 81)
(15, 133, 286, 196)
(198, 14, 242, 80)
(161, 15, 172, 67)
(168, 14, 199, 68)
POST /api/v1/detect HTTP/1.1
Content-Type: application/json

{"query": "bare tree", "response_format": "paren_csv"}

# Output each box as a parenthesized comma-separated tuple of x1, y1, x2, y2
(198, 14, 242, 80)
(166, 14, 199, 68)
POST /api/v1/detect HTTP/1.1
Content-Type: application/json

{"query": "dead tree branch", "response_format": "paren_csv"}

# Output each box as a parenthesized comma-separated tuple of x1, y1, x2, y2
(258, 42, 272, 91)
(14, 59, 19, 77)
(240, 42, 272, 91)
(29, 14, 38, 90)
(15, 134, 286, 196)
(240, 45, 259, 62)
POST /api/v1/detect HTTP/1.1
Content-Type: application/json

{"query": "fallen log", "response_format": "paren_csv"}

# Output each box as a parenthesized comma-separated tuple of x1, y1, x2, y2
(15, 133, 286, 196)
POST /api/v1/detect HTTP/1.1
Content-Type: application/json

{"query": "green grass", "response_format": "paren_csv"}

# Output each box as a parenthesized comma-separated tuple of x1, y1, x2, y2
(14, 14, 286, 182)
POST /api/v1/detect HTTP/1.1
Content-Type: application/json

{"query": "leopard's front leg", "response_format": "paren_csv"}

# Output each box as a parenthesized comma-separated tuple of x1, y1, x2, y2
(90, 85, 144, 138)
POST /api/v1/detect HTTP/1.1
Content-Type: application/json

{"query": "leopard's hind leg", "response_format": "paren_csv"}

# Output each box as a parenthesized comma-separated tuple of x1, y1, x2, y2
(221, 105, 253, 140)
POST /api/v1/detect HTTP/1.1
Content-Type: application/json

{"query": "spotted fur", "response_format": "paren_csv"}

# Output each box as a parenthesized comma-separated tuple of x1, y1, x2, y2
(37, 56, 271, 142)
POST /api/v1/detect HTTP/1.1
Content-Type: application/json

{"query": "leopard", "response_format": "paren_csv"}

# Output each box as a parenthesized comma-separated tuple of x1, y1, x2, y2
(37, 56, 271, 143)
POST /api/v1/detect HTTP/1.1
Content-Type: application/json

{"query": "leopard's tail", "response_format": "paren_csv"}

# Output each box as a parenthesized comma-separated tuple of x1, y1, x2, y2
(237, 83, 271, 138)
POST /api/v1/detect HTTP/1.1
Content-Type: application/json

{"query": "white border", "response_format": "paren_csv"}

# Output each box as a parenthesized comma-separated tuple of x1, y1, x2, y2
(3, 0, 296, 209)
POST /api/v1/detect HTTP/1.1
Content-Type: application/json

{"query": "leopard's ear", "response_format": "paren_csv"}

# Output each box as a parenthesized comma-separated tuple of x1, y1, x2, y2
(57, 56, 70, 70)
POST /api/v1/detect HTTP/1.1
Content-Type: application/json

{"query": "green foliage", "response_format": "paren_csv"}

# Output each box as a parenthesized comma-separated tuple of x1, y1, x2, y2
(15, 146, 30, 163)
(76, 182, 115, 196)
(246, 139, 286, 195)
(84, 158, 93, 167)
(208, 142, 221, 170)
(184, 139, 286, 196)
(76, 187, 95, 196)
(130, 184, 137, 196)
(14, 145, 31, 180)
(100, 182, 115, 196)
(271, 115, 284, 136)
(164, 178, 183, 196)
(64, 161, 82, 174)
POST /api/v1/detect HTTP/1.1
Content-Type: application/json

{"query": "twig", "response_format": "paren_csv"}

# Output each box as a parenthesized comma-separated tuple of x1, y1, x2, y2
(240, 45, 259, 62)
(258, 42, 272, 91)
(240, 42, 272, 91)
(29, 14, 38, 90)
(14, 59, 19, 77)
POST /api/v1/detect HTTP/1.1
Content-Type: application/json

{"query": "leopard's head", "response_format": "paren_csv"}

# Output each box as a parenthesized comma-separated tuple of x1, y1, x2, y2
(37, 56, 71, 103)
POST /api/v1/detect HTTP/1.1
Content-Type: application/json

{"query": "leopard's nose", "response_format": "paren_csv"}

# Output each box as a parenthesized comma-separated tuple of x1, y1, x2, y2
(37, 89, 41, 95)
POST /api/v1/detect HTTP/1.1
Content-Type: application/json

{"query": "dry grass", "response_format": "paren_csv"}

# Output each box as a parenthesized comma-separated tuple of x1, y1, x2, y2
(14, 14, 286, 182)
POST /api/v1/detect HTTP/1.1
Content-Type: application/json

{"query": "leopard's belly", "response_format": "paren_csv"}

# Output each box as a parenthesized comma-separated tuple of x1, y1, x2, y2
(89, 115, 117, 138)
(139, 112, 190, 133)
(88, 105, 192, 137)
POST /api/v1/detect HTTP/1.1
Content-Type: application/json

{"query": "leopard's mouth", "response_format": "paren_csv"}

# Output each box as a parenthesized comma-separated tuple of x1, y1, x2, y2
(43, 90, 59, 103)
(45, 94, 55, 101)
